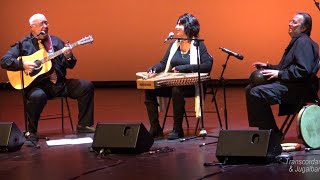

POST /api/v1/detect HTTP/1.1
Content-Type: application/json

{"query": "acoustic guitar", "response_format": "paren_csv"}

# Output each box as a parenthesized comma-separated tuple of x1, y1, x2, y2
(7, 35, 94, 89)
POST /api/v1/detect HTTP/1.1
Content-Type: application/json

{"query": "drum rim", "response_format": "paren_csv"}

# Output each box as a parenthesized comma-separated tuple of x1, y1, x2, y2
(297, 104, 320, 148)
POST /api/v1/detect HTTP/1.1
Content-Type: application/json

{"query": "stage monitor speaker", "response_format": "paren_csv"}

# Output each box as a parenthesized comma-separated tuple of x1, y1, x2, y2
(92, 123, 154, 154)
(0, 122, 25, 152)
(216, 130, 282, 164)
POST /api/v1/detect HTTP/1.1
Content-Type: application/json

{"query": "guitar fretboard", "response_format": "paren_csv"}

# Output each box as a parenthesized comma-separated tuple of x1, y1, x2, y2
(41, 42, 79, 63)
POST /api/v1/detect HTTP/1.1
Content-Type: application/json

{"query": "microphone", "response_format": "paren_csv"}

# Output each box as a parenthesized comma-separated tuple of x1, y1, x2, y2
(164, 32, 174, 43)
(37, 31, 46, 36)
(219, 47, 244, 60)
(315, 0, 320, 11)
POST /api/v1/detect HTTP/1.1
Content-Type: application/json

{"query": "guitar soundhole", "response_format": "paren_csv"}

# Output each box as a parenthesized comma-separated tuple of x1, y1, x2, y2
(34, 60, 42, 69)
(29, 66, 42, 77)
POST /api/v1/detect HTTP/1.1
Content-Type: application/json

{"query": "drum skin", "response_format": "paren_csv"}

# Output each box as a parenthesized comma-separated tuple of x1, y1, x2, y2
(249, 70, 269, 86)
(297, 105, 320, 148)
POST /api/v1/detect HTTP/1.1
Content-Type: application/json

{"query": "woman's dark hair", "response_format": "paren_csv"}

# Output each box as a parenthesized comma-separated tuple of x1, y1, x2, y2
(176, 13, 200, 38)
(297, 12, 312, 36)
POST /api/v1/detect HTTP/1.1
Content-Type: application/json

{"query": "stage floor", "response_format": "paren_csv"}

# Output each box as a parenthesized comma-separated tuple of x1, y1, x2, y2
(0, 87, 320, 180)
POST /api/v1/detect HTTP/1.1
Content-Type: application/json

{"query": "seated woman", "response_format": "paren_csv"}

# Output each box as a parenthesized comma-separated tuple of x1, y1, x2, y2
(145, 13, 213, 140)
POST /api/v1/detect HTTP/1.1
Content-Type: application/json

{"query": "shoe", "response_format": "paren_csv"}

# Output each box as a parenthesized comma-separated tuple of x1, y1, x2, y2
(167, 130, 184, 140)
(149, 124, 163, 138)
(77, 125, 95, 133)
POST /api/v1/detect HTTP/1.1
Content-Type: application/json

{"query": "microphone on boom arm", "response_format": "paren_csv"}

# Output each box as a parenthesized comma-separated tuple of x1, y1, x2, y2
(219, 47, 244, 60)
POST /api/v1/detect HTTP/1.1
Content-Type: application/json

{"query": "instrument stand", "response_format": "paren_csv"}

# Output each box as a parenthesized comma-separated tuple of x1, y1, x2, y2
(169, 37, 219, 142)
(16, 38, 48, 149)
(198, 54, 232, 147)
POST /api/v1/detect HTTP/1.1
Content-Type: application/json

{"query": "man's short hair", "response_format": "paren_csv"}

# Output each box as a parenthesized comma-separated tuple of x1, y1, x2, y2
(29, 13, 47, 25)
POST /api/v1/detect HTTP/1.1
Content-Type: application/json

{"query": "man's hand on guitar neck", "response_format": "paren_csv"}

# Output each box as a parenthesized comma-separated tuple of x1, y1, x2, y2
(63, 42, 73, 60)
(23, 61, 37, 75)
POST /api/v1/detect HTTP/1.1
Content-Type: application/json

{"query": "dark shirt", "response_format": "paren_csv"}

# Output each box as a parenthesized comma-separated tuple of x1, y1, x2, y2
(268, 33, 319, 83)
(1, 34, 77, 89)
(151, 41, 213, 73)
(267, 33, 319, 105)
(170, 48, 191, 68)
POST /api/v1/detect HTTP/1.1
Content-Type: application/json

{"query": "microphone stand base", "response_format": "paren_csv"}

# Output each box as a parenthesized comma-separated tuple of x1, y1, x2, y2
(179, 128, 219, 142)
(24, 132, 40, 149)
(199, 129, 207, 136)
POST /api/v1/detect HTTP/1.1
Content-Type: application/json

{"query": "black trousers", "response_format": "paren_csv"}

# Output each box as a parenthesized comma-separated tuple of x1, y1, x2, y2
(245, 82, 288, 130)
(145, 86, 195, 130)
(25, 79, 94, 133)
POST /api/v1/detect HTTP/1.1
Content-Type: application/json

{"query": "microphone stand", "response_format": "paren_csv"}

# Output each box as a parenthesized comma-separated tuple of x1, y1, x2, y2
(215, 54, 230, 130)
(199, 53, 232, 147)
(168, 37, 219, 143)
(15, 37, 41, 148)
(314, 0, 320, 11)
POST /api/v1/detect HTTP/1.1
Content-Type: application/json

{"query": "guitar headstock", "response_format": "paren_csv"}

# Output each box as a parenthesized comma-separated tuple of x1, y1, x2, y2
(78, 35, 94, 45)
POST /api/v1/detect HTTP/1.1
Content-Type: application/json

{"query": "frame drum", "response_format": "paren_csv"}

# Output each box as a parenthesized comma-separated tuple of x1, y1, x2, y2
(297, 105, 320, 148)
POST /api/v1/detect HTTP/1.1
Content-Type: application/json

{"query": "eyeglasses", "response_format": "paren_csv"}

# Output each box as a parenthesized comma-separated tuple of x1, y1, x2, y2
(32, 21, 49, 27)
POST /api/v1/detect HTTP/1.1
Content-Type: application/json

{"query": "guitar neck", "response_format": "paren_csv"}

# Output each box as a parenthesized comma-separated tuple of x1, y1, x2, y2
(42, 42, 79, 63)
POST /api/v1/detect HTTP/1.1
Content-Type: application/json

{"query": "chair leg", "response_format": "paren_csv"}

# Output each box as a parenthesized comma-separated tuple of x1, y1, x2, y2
(280, 115, 291, 133)
(195, 118, 200, 136)
(162, 97, 171, 130)
(280, 114, 297, 139)
(61, 98, 64, 133)
(184, 110, 189, 128)
(204, 86, 223, 130)
(65, 97, 74, 132)
(162, 97, 190, 130)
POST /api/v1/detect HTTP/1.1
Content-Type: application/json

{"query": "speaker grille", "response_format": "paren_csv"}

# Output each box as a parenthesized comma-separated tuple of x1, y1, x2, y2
(0, 122, 25, 152)
(92, 123, 154, 154)
(216, 130, 282, 164)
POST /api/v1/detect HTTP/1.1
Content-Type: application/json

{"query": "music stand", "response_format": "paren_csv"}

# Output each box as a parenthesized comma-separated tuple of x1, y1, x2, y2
(167, 37, 220, 142)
